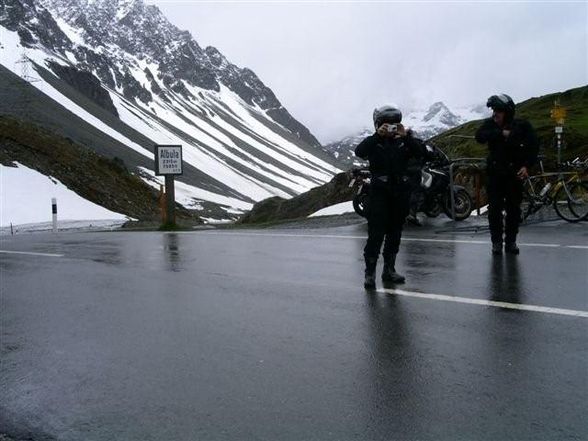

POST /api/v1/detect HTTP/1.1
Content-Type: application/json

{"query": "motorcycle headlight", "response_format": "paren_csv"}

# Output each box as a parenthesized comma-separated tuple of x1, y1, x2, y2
(421, 171, 433, 189)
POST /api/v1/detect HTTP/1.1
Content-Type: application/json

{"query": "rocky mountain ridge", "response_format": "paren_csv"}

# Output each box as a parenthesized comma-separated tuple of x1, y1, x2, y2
(3, 0, 320, 147)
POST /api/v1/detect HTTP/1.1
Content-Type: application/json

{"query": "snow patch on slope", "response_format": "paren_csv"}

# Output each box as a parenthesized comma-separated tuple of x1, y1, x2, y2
(138, 167, 253, 212)
(1, 163, 129, 227)
(309, 201, 355, 217)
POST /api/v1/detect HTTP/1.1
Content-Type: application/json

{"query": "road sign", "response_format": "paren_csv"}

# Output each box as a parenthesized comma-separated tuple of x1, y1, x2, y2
(550, 102, 567, 125)
(155, 145, 183, 176)
(154, 145, 182, 227)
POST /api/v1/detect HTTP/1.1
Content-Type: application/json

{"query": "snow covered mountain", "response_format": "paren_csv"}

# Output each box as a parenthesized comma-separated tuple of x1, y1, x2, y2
(322, 129, 372, 168)
(404, 102, 465, 139)
(323, 102, 490, 168)
(0, 0, 341, 222)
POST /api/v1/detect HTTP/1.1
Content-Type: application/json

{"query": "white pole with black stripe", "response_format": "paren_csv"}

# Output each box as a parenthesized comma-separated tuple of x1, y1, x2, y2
(52, 197, 57, 233)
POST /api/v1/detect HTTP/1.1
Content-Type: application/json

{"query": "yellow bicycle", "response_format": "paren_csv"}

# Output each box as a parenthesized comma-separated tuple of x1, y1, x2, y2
(521, 158, 588, 223)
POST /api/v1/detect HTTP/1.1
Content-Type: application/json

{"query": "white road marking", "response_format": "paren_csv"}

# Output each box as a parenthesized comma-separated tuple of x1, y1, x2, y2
(1, 237, 584, 317)
(403, 237, 487, 245)
(0, 250, 64, 257)
(194, 231, 586, 249)
(185, 231, 365, 240)
(515, 242, 561, 248)
(378, 288, 588, 318)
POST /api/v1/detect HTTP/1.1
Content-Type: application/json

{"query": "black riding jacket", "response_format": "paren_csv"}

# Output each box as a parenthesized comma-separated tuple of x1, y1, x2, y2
(475, 118, 539, 175)
(355, 133, 431, 188)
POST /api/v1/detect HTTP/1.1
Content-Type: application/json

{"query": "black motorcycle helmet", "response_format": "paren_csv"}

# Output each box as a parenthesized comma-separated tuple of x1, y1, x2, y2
(373, 104, 402, 129)
(486, 94, 516, 122)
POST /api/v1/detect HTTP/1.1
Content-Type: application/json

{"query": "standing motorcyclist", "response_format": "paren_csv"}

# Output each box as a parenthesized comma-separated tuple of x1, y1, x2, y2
(475, 94, 538, 255)
(355, 104, 431, 289)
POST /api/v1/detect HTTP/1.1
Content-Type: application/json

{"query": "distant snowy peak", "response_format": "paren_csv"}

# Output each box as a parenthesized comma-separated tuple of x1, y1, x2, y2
(322, 129, 371, 168)
(404, 102, 461, 138)
(422, 101, 461, 126)
(404, 101, 489, 140)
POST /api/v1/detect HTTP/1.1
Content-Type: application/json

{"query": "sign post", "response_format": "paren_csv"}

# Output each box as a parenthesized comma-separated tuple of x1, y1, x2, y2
(555, 126, 564, 166)
(52, 197, 57, 233)
(165, 175, 176, 225)
(154, 145, 183, 227)
(550, 100, 567, 166)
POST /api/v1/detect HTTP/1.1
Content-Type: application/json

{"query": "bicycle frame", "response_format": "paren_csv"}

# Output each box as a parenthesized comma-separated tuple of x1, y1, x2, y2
(523, 171, 586, 221)
(525, 171, 582, 201)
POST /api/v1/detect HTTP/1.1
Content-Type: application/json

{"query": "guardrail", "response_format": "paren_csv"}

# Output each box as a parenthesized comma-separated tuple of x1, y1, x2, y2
(438, 135, 486, 224)
(448, 157, 486, 222)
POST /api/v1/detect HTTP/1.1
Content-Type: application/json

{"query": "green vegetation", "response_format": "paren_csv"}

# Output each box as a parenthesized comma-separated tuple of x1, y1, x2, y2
(432, 85, 588, 169)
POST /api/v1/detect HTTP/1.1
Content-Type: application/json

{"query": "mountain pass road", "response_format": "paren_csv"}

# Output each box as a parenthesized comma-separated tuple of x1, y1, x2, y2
(1, 221, 587, 440)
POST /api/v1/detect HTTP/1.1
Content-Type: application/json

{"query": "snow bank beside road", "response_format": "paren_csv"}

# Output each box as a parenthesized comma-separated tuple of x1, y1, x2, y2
(309, 201, 355, 217)
(1, 163, 129, 228)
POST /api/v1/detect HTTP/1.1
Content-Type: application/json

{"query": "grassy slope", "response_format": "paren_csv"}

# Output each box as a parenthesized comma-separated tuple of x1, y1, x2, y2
(0, 116, 199, 222)
(431, 85, 588, 167)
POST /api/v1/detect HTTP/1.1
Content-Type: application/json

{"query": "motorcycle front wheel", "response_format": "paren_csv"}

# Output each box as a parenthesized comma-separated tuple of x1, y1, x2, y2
(443, 188, 473, 221)
(424, 202, 442, 218)
(353, 193, 370, 218)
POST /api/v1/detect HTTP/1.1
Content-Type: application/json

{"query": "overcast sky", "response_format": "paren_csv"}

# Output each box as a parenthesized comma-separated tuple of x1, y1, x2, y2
(151, 1, 587, 143)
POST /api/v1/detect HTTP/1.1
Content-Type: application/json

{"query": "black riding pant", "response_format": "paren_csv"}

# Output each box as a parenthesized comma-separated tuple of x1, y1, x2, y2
(364, 185, 410, 261)
(486, 173, 523, 244)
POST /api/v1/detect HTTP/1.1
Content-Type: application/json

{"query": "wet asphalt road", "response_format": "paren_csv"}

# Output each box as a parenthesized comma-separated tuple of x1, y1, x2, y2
(1, 220, 587, 441)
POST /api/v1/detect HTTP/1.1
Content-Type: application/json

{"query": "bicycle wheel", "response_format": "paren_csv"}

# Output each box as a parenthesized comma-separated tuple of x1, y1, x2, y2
(520, 190, 539, 222)
(554, 181, 588, 222)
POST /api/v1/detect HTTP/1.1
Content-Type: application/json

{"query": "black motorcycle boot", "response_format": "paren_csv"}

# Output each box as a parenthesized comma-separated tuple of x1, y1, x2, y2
(364, 257, 378, 289)
(492, 242, 503, 255)
(382, 255, 405, 284)
(505, 242, 520, 255)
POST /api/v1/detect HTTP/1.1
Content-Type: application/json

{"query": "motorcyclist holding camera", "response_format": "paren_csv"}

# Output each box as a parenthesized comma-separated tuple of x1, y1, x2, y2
(475, 94, 538, 255)
(355, 104, 432, 289)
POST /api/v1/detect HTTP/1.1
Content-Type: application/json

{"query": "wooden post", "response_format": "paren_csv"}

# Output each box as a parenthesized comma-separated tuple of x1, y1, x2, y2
(165, 175, 176, 226)
(159, 184, 167, 224)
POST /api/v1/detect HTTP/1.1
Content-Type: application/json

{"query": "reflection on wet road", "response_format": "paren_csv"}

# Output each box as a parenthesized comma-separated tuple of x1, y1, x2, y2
(489, 255, 524, 305)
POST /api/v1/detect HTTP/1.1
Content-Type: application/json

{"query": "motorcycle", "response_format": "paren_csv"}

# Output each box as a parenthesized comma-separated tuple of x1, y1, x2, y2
(349, 145, 473, 221)
(350, 168, 372, 217)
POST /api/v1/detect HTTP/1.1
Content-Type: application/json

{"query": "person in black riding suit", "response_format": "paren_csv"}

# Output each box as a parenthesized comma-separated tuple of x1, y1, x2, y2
(355, 104, 432, 289)
(475, 94, 538, 255)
